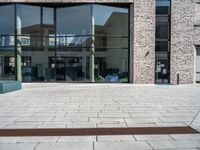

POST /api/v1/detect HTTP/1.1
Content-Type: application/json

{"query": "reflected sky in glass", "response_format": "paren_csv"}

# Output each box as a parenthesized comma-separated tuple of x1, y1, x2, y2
(93, 4, 128, 26)
(0, 5, 14, 35)
(17, 4, 40, 28)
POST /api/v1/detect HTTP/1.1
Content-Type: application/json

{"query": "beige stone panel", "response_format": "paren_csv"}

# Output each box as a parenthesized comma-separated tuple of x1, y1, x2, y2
(194, 3, 200, 26)
(133, 0, 155, 84)
(171, 0, 194, 84)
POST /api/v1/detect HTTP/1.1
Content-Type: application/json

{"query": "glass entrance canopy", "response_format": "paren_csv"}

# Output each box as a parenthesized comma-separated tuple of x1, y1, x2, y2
(0, 4, 129, 82)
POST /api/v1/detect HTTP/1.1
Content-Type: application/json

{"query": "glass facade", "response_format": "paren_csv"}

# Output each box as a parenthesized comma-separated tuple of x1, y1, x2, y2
(196, 46, 200, 83)
(0, 4, 129, 82)
(93, 5, 128, 82)
(155, 0, 171, 84)
(0, 5, 15, 80)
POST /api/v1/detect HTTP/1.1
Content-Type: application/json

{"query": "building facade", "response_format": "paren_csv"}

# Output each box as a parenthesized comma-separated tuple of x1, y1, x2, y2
(0, 0, 199, 84)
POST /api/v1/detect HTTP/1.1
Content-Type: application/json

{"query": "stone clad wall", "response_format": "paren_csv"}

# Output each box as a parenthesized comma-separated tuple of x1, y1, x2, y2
(133, 0, 155, 84)
(171, 0, 200, 84)
(170, 0, 194, 84)
(194, 1, 200, 45)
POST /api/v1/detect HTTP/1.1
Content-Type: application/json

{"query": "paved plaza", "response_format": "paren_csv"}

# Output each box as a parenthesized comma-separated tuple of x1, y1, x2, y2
(0, 83, 200, 150)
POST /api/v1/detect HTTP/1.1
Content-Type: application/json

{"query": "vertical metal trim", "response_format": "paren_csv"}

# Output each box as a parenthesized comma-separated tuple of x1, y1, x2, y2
(54, 6, 57, 81)
(168, 0, 171, 84)
(128, 4, 131, 83)
(91, 4, 95, 82)
(40, 6, 43, 52)
(14, 4, 17, 81)
(154, 1, 157, 84)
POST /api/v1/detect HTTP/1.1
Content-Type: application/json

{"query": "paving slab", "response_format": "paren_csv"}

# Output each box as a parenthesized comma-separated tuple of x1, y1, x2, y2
(0, 83, 200, 150)
(94, 141, 152, 150)
(0, 143, 37, 150)
(35, 142, 93, 150)
(148, 140, 200, 149)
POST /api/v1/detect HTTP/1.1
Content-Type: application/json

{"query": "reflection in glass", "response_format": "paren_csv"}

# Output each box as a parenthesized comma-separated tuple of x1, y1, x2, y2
(156, 58, 169, 84)
(0, 4, 129, 82)
(156, 0, 170, 14)
(156, 41, 169, 51)
(16, 4, 41, 35)
(0, 36, 15, 48)
(56, 35, 91, 51)
(56, 57, 89, 81)
(21, 50, 56, 82)
(56, 5, 91, 36)
(43, 7, 54, 25)
(16, 5, 56, 82)
(156, 16, 169, 39)
(0, 56, 15, 80)
(197, 47, 200, 56)
(0, 5, 15, 80)
(93, 4, 129, 82)
(93, 5, 128, 36)
(0, 5, 14, 35)
(95, 36, 128, 49)
(95, 49, 128, 82)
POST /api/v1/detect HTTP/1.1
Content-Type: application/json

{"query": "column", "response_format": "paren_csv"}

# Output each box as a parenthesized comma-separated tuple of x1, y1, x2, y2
(16, 14, 22, 82)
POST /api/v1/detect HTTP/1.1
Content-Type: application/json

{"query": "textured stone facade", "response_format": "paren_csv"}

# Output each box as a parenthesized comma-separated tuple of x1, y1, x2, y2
(171, 0, 200, 84)
(194, 2, 200, 45)
(133, 0, 155, 84)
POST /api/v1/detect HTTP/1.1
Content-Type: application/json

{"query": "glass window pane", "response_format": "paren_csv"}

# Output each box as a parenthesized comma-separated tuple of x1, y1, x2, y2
(43, 7, 54, 25)
(156, 16, 169, 39)
(22, 50, 56, 82)
(95, 48, 128, 82)
(55, 56, 90, 81)
(0, 36, 15, 48)
(56, 35, 91, 51)
(56, 5, 91, 36)
(156, 41, 169, 51)
(197, 47, 200, 56)
(18, 35, 42, 51)
(156, 0, 170, 14)
(0, 55, 15, 80)
(16, 4, 41, 35)
(156, 0, 170, 6)
(0, 5, 14, 35)
(93, 4, 128, 36)
(93, 5, 129, 82)
(95, 36, 128, 50)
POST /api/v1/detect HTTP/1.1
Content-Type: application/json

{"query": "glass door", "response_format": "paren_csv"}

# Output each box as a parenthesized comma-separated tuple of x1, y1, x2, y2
(156, 58, 169, 84)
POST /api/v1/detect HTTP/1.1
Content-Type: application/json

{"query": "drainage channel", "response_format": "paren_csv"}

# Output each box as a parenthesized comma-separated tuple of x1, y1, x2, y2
(0, 126, 199, 136)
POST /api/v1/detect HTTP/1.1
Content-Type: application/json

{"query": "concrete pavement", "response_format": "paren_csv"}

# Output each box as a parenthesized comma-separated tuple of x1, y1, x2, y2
(0, 83, 200, 150)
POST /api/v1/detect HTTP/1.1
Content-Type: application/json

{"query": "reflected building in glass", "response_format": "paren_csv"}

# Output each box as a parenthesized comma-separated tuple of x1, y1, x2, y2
(0, 4, 129, 82)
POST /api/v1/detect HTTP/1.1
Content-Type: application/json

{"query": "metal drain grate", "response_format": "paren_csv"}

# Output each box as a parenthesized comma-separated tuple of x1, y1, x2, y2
(0, 126, 198, 136)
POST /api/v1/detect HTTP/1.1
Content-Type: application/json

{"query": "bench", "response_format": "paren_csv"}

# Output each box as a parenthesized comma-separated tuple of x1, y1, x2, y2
(0, 81, 22, 94)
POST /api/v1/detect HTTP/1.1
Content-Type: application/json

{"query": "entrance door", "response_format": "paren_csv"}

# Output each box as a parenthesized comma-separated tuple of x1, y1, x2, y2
(196, 47, 200, 83)
(156, 58, 169, 84)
